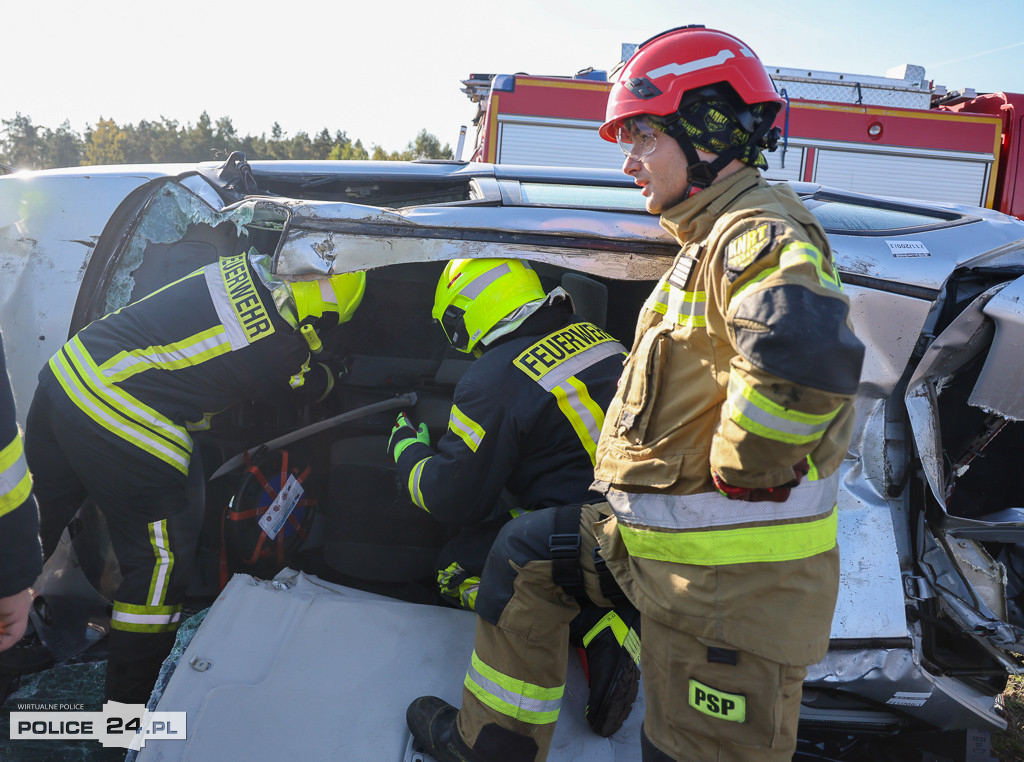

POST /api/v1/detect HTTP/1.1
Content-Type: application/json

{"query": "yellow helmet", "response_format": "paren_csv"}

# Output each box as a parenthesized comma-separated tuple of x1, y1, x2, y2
(433, 259, 545, 353)
(290, 271, 366, 324)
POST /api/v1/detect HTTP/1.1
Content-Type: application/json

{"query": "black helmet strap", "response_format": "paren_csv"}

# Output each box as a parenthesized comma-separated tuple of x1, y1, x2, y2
(661, 85, 782, 196)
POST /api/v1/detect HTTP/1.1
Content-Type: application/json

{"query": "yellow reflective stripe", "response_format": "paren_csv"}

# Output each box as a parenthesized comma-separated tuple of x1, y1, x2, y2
(185, 412, 216, 432)
(0, 434, 32, 518)
(100, 326, 232, 382)
(581, 611, 641, 666)
(779, 242, 842, 291)
(551, 376, 604, 466)
(727, 375, 840, 445)
(147, 520, 174, 607)
(49, 343, 190, 474)
(645, 280, 707, 327)
(618, 506, 838, 565)
(408, 457, 430, 511)
(66, 338, 192, 451)
(289, 357, 312, 389)
(449, 405, 485, 452)
(110, 601, 182, 633)
(731, 242, 842, 305)
(464, 650, 562, 725)
(806, 455, 820, 481)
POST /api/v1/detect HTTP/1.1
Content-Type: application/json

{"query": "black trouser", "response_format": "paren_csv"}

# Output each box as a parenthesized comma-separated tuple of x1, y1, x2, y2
(24, 389, 201, 704)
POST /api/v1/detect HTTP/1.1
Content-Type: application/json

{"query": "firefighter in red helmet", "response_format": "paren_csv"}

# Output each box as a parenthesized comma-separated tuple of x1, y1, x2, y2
(406, 26, 864, 761)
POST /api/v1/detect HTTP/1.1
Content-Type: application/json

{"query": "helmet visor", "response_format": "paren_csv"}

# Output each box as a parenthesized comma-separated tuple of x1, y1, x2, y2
(615, 117, 660, 160)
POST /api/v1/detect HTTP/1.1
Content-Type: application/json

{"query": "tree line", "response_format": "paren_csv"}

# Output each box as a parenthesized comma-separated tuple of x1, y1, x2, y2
(0, 112, 454, 170)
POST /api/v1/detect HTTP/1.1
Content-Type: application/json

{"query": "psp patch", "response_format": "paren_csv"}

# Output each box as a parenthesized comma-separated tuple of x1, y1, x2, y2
(725, 222, 779, 278)
(688, 678, 746, 723)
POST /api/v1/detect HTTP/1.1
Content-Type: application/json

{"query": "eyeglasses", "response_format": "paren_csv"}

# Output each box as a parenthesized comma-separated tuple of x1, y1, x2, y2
(615, 118, 660, 160)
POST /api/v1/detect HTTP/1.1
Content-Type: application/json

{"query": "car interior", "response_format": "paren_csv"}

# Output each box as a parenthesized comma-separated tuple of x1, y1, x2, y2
(73, 175, 660, 610)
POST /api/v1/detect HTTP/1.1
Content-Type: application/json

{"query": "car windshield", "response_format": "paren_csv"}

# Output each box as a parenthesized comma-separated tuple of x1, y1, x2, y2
(807, 194, 967, 233)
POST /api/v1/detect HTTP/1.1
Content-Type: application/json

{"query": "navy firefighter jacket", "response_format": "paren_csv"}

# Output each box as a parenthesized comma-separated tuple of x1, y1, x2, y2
(395, 307, 627, 527)
(0, 332, 43, 597)
(37, 252, 334, 480)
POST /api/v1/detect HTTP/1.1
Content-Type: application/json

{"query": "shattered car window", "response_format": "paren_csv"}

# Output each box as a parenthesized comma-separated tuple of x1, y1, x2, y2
(102, 181, 254, 316)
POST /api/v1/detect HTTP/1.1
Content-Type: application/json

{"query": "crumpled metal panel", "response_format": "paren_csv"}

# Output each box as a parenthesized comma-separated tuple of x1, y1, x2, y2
(971, 274, 1024, 420)
(259, 197, 676, 283)
(905, 284, 1000, 509)
(805, 645, 1006, 731)
(920, 527, 1023, 657)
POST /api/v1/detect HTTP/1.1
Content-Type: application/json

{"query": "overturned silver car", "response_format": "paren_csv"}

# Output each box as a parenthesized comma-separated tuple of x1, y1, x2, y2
(2, 155, 1024, 760)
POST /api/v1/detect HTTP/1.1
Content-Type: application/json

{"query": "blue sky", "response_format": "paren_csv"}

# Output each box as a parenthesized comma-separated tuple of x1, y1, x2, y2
(4, 0, 1023, 155)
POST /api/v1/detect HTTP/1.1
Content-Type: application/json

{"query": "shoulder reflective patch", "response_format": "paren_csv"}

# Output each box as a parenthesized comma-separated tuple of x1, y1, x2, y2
(667, 255, 697, 290)
(513, 322, 619, 386)
(218, 254, 276, 343)
(688, 679, 746, 723)
(726, 223, 777, 276)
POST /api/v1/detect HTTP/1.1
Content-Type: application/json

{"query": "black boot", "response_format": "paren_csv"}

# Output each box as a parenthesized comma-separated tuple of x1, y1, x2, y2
(407, 696, 480, 762)
(407, 696, 540, 762)
(570, 605, 641, 737)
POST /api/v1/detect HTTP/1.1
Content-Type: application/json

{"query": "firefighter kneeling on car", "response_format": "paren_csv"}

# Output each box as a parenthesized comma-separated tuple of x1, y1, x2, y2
(406, 26, 865, 762)
(388, 258, 642, 738)
(24, 250, 365, 704)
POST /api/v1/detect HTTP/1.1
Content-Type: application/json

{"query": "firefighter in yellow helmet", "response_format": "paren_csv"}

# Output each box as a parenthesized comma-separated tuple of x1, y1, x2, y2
(388, 258, 643, 738)
(406, 26, 864, 762)
(24, 251, 364, 703)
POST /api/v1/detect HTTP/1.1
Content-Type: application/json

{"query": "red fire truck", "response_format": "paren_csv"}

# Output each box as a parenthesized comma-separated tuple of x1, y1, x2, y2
(460, 62, 1024, 219)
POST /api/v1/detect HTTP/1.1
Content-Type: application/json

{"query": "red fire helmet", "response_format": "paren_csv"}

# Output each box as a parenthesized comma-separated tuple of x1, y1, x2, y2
(599, 26, 784, 142)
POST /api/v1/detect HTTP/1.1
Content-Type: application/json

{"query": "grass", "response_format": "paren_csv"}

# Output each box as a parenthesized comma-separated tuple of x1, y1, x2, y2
(994, 675, 1024, 761)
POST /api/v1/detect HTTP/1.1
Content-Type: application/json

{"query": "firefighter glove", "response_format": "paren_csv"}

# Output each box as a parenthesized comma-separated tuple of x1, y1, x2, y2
(388, 413, 429, 462)
(711, 457, 810, 503)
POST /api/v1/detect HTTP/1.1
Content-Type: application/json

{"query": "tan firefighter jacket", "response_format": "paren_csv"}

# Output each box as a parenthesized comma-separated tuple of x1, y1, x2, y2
(593, 167, 865, 665)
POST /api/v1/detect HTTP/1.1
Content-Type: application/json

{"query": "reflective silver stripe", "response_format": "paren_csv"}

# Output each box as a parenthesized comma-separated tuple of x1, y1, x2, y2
(460, 262, 512, 299)
(64, 340, 192, 452)
(666, 286, 706, 325)
(534, 341, 625, 392)
(319, 278, 337, 306)
(148, 520, 173, 607)
(205, 265, 251, 350)
(448, 407, 483, 451)
(0, 436, 28, 501)
(409, 457, 429, 510)
(646, 48, 750, 80)
(553, 379, 602, 446)
(644, 280, 706, 326)
(111, 610, 182, 626)
(727, 375, 836, 444)
(466, 660, 563, 716)
(50, 346, 191, 472)
(607, 471, 839, 530)
(102, 329, 230, 378)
